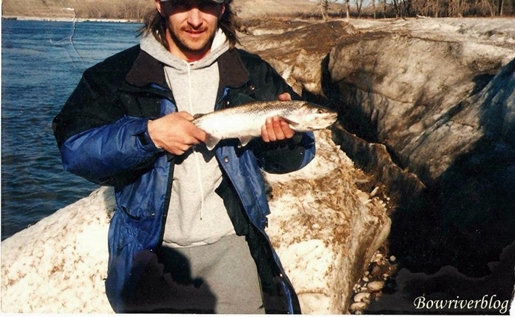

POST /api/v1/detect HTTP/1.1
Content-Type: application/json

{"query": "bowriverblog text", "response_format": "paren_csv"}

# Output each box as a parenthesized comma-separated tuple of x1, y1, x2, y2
(413, 295, 510, 314)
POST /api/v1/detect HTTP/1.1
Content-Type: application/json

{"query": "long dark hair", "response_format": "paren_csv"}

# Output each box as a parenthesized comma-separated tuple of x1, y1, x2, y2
(139, 0, 239, 50)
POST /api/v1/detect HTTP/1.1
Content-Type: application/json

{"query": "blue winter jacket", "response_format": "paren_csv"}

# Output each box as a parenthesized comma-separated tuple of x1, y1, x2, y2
(53, 45, 315, 314)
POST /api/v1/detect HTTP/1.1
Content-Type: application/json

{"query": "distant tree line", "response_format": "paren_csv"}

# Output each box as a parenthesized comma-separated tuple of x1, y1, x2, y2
(319, 0, 514, 19)
(68, 0, 514, 20)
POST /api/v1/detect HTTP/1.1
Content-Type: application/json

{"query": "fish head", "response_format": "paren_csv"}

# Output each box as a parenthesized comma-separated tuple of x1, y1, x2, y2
(286, 102, 338, 132)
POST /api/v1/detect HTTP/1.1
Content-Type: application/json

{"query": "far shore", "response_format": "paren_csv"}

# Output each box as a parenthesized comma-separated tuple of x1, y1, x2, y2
(2, 15, 142, 23)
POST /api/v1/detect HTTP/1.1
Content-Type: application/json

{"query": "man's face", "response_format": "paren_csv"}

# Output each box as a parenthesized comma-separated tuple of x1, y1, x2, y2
(157, 0, 225, 61)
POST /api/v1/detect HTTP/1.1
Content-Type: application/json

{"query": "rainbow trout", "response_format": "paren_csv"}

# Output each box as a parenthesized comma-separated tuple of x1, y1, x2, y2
(192, 100, 338, 150)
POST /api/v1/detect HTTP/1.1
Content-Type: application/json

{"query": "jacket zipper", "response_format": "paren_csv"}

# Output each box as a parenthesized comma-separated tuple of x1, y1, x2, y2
(150, 89, 177, 251)
(157, 153, 175, 251)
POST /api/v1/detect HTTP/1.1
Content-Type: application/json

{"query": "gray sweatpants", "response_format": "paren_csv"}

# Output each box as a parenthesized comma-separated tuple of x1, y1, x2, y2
(124, 234, 265, 314)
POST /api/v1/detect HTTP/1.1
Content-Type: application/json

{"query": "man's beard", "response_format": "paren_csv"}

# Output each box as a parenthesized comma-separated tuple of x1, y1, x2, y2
(168, 24, 218, 57)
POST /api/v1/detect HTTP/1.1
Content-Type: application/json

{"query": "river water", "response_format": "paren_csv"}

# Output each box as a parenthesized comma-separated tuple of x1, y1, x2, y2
(1, 20, 142, 239)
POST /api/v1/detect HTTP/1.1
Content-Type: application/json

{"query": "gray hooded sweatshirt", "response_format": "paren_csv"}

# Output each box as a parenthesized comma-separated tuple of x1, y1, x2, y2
(140, 30, 236, 248)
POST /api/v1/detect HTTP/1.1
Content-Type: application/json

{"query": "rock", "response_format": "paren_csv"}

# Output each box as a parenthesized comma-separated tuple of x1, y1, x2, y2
(349, 301, 368, 313)
(367, 281, 385, 292)
(370, 264, 383, 277)
(354, 292, 371, 303)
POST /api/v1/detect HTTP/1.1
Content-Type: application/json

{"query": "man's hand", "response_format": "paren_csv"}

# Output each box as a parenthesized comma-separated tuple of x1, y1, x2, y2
(147, 111, 206, 155)
(261, 92, 296, 143)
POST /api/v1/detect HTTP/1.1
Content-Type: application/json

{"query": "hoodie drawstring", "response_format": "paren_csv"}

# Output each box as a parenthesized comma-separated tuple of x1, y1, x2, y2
(187, 62, 205, 220)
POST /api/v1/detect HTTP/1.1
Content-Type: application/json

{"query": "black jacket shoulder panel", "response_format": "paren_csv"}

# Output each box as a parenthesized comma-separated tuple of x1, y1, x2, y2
(53, 45, 147, 147)
(84, 45, 142, 87)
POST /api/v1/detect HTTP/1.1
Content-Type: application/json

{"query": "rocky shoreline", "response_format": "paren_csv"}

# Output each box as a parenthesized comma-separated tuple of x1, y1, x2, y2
(1, 15, 141, 23)
(349, 249, 396, 314)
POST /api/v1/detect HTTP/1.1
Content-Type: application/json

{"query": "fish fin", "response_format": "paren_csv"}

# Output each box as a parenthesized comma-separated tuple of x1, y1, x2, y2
(282, 117, 300, 128)
(238, 136, 254, 148)
(205, 134, 221, 151)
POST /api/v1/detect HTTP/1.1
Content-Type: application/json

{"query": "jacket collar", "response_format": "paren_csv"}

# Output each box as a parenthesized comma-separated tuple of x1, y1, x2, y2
(126, 48, 168, 88)
(218, 48, 250, 89)
(125, 46, 249, 90)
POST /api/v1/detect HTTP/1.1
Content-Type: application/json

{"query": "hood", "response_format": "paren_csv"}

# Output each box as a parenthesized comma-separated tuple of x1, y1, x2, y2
(140, 29, 230, 73)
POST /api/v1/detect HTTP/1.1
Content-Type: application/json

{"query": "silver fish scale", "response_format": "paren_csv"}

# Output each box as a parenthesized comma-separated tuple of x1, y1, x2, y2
(195, 100, 303, 122)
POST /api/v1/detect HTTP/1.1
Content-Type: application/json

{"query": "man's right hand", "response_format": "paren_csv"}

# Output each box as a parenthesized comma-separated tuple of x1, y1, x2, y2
(147, 111, 207, 156)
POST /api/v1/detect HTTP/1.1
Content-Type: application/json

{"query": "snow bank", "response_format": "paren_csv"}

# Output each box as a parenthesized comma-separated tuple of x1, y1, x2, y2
(1, 188, 115, 313)
(1, 130, 390, 314)
(265, 130, 390, 313)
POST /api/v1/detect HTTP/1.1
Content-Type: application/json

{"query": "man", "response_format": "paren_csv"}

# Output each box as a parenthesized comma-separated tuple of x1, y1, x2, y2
(53, 0, 315, 314)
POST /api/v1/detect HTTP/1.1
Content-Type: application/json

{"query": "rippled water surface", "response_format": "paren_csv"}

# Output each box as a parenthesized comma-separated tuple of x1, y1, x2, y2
(1, 20, 142, 240)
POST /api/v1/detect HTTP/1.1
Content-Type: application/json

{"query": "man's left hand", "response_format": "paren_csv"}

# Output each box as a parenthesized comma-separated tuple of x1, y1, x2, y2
(261, 93, 296, 143)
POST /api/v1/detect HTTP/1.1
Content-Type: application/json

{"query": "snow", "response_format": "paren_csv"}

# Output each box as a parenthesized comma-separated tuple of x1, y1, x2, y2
(264, 130, 390, 313)
(1, 130, 390, 314)
(1, 188, 114, 313)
